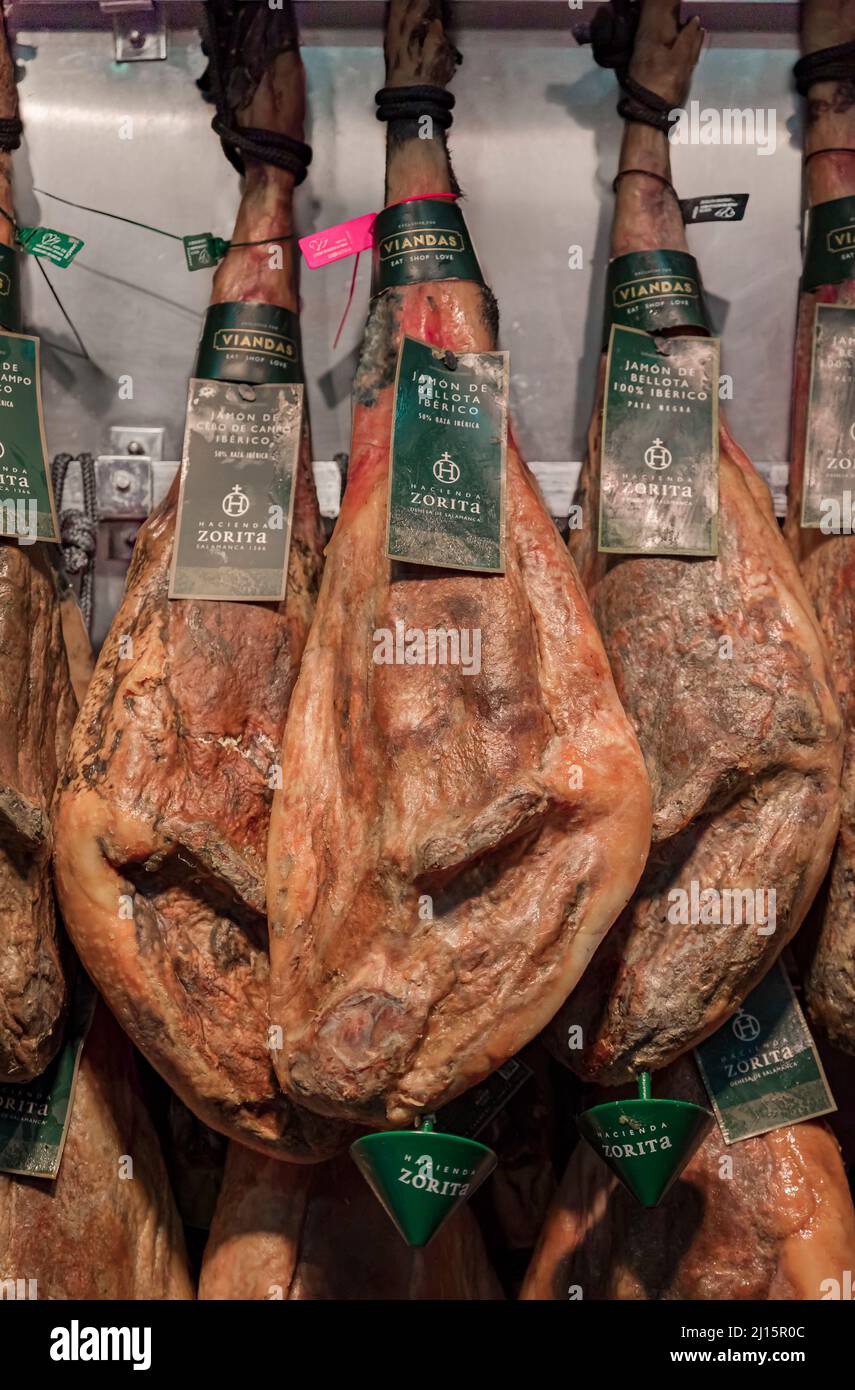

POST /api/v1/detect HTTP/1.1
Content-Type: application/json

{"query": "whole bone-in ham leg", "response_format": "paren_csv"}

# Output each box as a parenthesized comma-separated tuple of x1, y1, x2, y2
(0, 10, 76, 1082)
(53, 2, 350, 1160)
(520, 1057, 855, 1300)
(547, 0, 843, 1085)
(265, 0, 652, 1128)
(199, 1142, 504, 1300)
(0, 1001, 193, 1300)
(787, 0, 855, 1054)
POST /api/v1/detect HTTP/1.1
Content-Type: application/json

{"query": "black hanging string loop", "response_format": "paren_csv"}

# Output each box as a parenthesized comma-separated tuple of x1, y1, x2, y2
(209, 117, 312, 183)
(612, 167, 679, 201)
(794, 40, 855, 96)
(375, 85, 455, 130)
(804, 145, 855, 165)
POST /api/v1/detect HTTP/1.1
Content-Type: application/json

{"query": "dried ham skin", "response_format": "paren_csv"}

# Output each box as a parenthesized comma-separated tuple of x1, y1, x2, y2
(0, 543, 76, 1081)
(52, 4, 351, 1160)
(783, 0, 855, 1051)
(545, 0, 843, 1084)
(266, 0, 652, 1128)
(0, 9, 75, 1084)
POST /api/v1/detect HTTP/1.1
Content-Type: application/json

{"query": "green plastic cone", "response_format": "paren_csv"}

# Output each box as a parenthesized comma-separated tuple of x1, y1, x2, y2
(350, 1121, 497, 1247)
(577, 1071, 713, 1207)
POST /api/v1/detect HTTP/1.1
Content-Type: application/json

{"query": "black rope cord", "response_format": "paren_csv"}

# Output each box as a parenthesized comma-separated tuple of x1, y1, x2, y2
(582, 0, 679, 133)
(794, 39, 855, 96)
(52, 452, 97, 632)
(804, 146, 855, 164)
(0, 116, 21, 152)
(375, 85, 455, 130)
(613, 167, 679, 201)
(198, 0, 312, 183)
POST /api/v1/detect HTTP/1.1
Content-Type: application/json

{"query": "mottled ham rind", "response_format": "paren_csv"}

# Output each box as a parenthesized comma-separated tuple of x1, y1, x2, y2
(520, 1057, 855, 1301)
(785, 0, 855, 1053)
(546, 0, 843, 1084)
(0, 545, 76, 1081)
(0, 10, 76, 1083)
(53, 4, 351, 1160)
(266, 0, 652, 1129)
(199, 1142, 503, 1300)
(0, 1003, 193, 1300)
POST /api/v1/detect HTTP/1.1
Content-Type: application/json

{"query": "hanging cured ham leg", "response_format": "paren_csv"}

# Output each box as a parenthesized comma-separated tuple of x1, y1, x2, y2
(787, 0, 855, 1054)
(53, 1, 348, 1159)
(547, 0, 843, 1085)
(265, 0, 652, 1128)
(0, 1002, 193, 1300)
(520, 1056, 855, 1300)
(199, 1142, 503, 1300)
(0, 9, 76, 1082)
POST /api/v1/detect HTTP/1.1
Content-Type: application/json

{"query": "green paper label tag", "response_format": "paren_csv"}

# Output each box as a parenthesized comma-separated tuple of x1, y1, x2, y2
(598, 324, 719, 556)
(387, 335, 508, 573)
(195, 301, 302, 384)
(694, 962, 836, 1145)
(17, 226, 83, 268)
(802, 302, 855, 531)
(436, 1057, 533, 1140)
(0, 330, 59, 542)
(169, 377, 302, 602)
(371, 199, 484, 296)
(183, 233, 230, 272)
(0, 976, 96, 1179)
(803, 195, 855, 290)
(604, 249, 710, 342)
(0, 243, 21, 331)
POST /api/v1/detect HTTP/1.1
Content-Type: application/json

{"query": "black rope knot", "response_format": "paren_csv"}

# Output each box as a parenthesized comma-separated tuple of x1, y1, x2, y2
(0, 116, 22, 152)
(52, 451, 97, 631)
(375, 85, 455, 130)
(210, 116, 312, 183)
(59, 511, 97, 573)
(794, 40, 855, 96)
(580, 0, 679, 133)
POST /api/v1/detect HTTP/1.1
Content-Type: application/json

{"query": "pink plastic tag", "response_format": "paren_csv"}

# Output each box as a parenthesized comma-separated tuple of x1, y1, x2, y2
(299, 212, 377, 269)
(299, 194, 459, 270)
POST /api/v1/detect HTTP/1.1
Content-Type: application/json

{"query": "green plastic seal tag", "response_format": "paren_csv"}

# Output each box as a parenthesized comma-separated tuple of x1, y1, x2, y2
(803, 194, 855, 290)
(387, 335, 508, 573)
(604, 249, 710, 341)
(694, 961, 836, 1145)
(183, 233, 230, 272)
(372, 198, 484, 296)
(169, 378, 302, 602)
(0, 329, 60, 542)
(17, 226, 84, 268)
(0, 242, 20, 332)
(195, 302, 302, 385)
(598, 324, 719, 557)
(802, 302, 855, 531)
(577, 1073, 713, 1209)
(0, 975, 96, 1180)
(350, 1128, 497, 1247)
